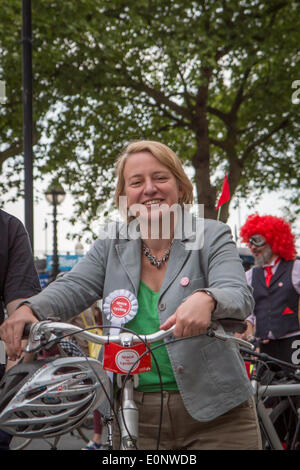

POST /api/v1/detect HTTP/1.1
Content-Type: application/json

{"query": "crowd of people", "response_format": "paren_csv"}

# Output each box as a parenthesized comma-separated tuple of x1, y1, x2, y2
(0, 140, 299, 450)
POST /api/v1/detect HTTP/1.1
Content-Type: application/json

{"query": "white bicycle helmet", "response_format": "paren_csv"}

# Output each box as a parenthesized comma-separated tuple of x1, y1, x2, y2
(0, 356, 110, 438)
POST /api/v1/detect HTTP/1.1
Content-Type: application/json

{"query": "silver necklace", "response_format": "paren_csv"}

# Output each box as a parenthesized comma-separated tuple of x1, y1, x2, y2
(142, 241, 173, 269)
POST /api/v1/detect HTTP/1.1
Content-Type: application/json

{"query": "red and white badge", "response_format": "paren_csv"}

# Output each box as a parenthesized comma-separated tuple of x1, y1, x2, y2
(103, 289, 138, 326)
(103, 342, 152, 375)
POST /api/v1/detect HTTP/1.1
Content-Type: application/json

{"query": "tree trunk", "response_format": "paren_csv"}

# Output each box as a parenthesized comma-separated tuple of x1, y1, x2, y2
(192, 111, 217, 220)
(192, 139, 217, 219)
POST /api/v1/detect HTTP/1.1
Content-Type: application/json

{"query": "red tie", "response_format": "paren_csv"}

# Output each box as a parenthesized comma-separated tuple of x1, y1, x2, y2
(264, 266, 273, 287)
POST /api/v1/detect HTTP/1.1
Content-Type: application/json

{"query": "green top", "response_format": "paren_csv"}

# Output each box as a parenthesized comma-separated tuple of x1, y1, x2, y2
(125, 281, 178, 392)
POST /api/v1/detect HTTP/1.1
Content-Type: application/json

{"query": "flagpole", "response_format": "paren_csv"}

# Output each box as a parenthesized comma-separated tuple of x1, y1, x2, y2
(216, 173, 231, 221)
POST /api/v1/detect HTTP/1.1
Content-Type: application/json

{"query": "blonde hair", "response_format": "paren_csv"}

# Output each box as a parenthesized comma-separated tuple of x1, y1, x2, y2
(114, 140, 194, 209)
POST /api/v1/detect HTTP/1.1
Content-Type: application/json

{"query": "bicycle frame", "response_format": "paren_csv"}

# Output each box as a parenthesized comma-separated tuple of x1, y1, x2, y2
(251, 378, 300, 450)
(22, 320, 254, 450)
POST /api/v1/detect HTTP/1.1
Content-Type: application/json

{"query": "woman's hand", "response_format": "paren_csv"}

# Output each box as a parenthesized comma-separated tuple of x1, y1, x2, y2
(160, 291, 214, 337)
(0, 305, 38, 361)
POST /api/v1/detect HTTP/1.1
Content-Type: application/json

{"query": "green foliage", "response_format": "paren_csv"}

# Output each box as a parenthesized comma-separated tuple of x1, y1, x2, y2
(0, 0, 299, 231)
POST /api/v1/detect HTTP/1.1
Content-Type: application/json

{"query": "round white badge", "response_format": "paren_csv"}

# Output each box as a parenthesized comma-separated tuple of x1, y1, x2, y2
(115, 349, 140, 374)
(103, 289, 138, 325)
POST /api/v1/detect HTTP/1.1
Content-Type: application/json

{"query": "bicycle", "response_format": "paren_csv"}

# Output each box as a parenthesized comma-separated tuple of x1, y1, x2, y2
(5, 319, 300, 450)
(2, 318, 252, 450)
(240, 346, 300, 450)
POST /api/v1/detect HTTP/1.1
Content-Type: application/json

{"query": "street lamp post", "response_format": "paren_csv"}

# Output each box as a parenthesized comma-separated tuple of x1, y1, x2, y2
(45, 182, 66, 281)
(22, 0, 34, 249)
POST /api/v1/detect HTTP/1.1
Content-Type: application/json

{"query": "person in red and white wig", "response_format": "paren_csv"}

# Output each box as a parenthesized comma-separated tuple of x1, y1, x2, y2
(240, 214, 300, 364)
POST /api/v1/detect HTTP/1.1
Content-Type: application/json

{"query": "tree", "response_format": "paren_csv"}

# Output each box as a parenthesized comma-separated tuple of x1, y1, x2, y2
(0, 0, 299, 233)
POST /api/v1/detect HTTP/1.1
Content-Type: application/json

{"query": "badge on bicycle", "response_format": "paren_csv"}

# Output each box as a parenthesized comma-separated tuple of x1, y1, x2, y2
(103, 342, 152, 375)
(102, 290, 152, 374)
(103, 289, 138, 326)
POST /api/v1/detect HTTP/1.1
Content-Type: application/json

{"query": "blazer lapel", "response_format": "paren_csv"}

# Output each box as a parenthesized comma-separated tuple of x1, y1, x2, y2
(159, 238, 191, 299)
(115, 210, 196, 298)
(159, 211, 196, 299)
(115, 238, 141, 297)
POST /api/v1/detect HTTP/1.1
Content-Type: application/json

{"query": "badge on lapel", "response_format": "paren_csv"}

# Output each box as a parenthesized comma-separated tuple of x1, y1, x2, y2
(103, 289, 138, 326)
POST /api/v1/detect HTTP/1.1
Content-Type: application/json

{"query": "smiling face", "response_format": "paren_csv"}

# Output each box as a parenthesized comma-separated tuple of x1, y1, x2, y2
(123, 151, 183, 222)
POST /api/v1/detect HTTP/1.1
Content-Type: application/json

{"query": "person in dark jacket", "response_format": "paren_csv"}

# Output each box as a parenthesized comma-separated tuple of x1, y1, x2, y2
(0, 209, 41, 450)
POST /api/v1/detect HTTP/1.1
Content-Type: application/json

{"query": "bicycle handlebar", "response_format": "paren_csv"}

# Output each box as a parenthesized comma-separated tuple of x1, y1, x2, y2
(240, 346, 300, 372)
(23, 319, 254, 353)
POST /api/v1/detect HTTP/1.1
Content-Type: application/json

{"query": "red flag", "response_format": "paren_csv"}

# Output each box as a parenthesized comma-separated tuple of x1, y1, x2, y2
(216, 173, 230, 209)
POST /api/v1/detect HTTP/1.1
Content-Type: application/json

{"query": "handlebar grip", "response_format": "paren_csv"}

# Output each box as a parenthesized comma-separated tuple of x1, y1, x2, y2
(22, 323, 34, 339)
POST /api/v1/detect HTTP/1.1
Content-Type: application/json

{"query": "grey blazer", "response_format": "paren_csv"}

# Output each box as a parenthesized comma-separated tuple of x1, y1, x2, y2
(25, 213, 254, 421)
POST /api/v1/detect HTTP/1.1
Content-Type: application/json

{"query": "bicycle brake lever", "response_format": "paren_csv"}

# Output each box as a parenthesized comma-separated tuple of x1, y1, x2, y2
(207, 325, 255, 350)
(207, 327, 227, 341)
(24, 321, 54, 353)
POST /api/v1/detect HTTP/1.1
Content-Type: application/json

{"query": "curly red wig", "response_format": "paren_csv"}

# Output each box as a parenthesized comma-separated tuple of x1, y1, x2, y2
(240, 213, 297, 261)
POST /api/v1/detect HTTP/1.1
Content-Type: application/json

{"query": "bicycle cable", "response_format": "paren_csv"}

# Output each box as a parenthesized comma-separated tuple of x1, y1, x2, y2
(23, 323, 256, 450)
(25, 324, 122, 445)
(25, 323, 167, 450)
(24, 323, 208, 450)
(116, 329, 218, 449)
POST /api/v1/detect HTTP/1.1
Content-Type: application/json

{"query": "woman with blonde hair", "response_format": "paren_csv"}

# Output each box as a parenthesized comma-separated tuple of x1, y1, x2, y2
(0, 140, 261, 450)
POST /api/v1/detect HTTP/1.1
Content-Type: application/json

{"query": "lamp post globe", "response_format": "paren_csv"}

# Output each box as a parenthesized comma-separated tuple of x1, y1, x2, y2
(45, 182, 66, 281)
